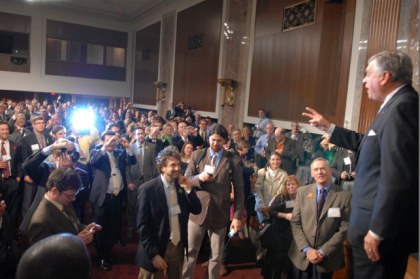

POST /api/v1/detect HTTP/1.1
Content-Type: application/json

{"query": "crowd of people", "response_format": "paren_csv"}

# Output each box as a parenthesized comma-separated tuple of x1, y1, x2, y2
(0, 50, 417, 279)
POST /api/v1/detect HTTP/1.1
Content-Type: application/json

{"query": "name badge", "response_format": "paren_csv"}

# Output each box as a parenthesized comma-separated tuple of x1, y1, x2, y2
(328, 208, 341, 218)
(343, 157, 351, 165)
(285, 200, 295, 208)
(204, 165, 215, 176)
(170, 205, 181, 215)
(31, 144, 40, 152)
(2, 155, 11, 161)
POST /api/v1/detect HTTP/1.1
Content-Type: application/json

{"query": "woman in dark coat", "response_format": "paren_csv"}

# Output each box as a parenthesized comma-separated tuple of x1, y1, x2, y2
(261, 175, 300, 279)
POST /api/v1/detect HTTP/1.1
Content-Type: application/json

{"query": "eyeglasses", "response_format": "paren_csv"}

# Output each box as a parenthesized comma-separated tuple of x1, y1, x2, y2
(61, 188, 84, 199)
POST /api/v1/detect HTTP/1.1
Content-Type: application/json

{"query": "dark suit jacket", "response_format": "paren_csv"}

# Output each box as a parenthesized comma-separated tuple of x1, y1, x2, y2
(8, 127, 32, 143)
(23, 150, 90, 190)
(288, 184, 351, 273)
(330, 148, 355, 185)
(197, 129, 211, 148)
(172, 135, 203, 152)
(146, 138, 169, 155)
(16, 132, 53, 178)
(89, 147, 136, 207)
(185, 148, 244, 229)
(135, 176, 201, 271)
(266, 137, 298, 175)
(20, 150, 90, 232)
(127, 141, 157, 185)
(165, 109, 176, 120)
(28, 197, 84, 245)
(330, 84, 418, 253)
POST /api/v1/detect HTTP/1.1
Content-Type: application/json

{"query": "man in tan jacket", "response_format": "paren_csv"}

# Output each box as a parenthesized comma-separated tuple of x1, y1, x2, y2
(288, 158, 351, 279)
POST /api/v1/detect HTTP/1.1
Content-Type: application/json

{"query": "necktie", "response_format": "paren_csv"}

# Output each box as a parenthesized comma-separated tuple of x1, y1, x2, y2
(317, 188, 326, 219)
(62, 206, 78, 232)
(210, 154, 217, 167)
(137, 145, 143, 178)
(108, 153, 120, 196)
(170, 185, 180, 245)
(201, 131, 205, 140)
(38, 135, 44, 149)
(1, 141, 10, 178)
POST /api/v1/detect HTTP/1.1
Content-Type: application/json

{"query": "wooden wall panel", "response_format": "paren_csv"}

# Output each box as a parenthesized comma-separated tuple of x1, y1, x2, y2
(173, 0, 223, 112)
(133, 22, 161, 106)
(249, 0, 354, 125)
(0, 12, 31, 33)
(358, 0, 401, 133)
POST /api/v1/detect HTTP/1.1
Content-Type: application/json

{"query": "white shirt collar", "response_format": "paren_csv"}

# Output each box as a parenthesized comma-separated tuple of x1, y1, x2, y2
(379, 84, 405, 112)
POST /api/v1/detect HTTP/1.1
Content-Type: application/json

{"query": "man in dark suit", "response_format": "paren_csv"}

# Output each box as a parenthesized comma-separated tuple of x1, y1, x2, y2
(147, 126, 169, 155)
(0, 104, 7, 121)
(126, 126, 157, 239)
(303, 51, 418, 279)
(89, 130, 136, 270)
(28, 168, 101, 245)
(165, 103, 176, 120)
(330, 147, 355, 186)
(8, 112, 32, 143)
(0, 121, 20, 233)
(266, 127, 298, 175)
(172, 121, 203, 152)
(288, 158, 351, 278)
(182, 124, 244, 279)
(136, 147, 201, 278)
(285, 121, 312, 166)
(17, 116, 53, 218)
(196, 118, 211, 149)
(20, 138, 90, 234)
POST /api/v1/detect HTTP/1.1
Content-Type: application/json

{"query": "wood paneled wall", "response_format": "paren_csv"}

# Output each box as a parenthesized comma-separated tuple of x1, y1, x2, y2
(249, 0, 354, 125)
(0, 12, 31, 33)
(358, 0, 401, 133)
(173, 0, 223, 112)
(133, 22, 161, 106)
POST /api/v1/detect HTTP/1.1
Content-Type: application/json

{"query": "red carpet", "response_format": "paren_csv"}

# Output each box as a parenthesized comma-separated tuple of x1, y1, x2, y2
(90, 237, 263, 279)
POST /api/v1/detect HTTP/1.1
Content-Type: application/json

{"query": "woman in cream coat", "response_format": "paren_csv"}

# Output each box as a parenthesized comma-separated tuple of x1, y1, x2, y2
(254, 152, 288, 223)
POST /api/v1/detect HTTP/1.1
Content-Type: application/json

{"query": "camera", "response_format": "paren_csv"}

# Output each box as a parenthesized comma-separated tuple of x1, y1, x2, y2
(60, 148, 80, 162)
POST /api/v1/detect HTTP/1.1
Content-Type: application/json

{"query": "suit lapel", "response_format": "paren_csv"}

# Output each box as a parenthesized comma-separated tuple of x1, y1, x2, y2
(9, 140, 16, 161)
(213, 151, 228, 178)
(319, 185, 338, 220)
(309, 185, 318, 217)
(157, 177, 170, 222)
(358, 86, 408, 154)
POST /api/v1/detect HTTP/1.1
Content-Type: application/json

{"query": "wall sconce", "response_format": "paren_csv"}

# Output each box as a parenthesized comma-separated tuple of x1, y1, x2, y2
(217, 79, 237, 106)
(154, 81, 167, 102)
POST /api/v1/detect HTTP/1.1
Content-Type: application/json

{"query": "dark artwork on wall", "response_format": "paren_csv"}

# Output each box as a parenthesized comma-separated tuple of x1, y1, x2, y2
(187, 33, 204, 50)
(283, 0, 316, 32)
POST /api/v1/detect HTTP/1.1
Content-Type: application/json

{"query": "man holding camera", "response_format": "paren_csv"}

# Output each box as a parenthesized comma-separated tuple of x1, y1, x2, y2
(172, 121, 203, 152)
(28, 168, 101, 245)
(89, 130, 136, 270)
(20, 138, 90, 234)
(182, 124, 244, 279)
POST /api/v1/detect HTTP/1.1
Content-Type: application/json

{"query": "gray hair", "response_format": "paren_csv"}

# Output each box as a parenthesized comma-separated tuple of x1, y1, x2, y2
(369, 51, 413, 85)
(310, 157, 331, 170)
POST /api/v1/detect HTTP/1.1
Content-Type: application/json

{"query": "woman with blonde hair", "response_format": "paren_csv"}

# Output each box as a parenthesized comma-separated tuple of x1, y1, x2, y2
(261, 175, 300, 279)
